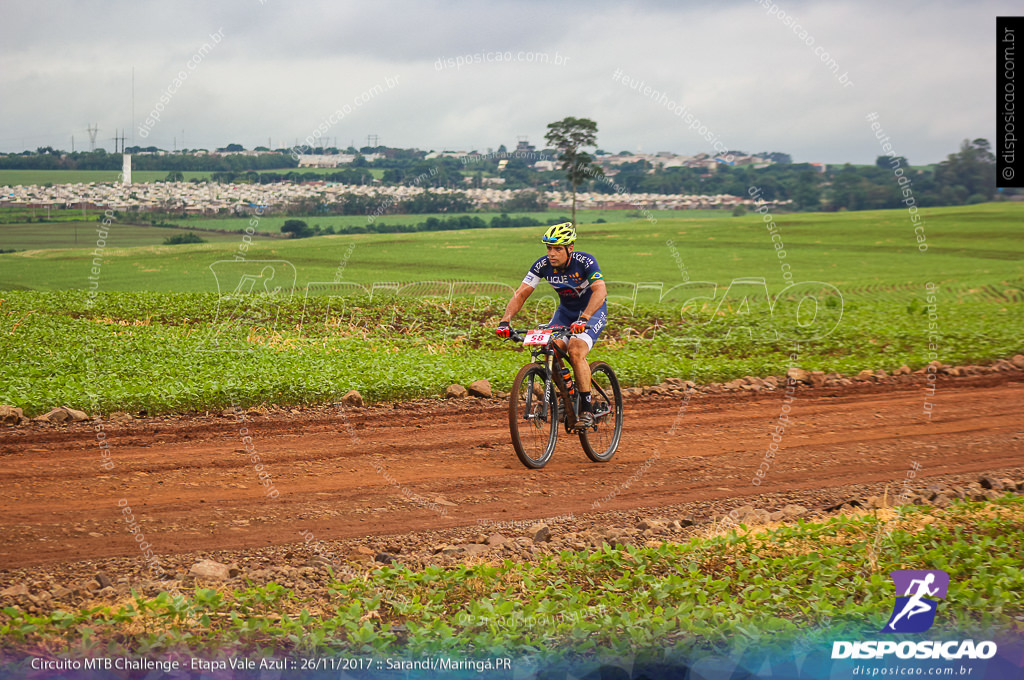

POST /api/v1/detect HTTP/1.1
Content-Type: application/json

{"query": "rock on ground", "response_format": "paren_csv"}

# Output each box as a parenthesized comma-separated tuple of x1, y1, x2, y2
(445, 384, 468, 399)
(467, 380, 492, 398)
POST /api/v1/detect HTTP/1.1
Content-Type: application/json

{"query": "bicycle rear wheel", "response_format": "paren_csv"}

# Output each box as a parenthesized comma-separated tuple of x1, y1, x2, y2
(509, 363, 558, 469)
(579, 360, 623, 462)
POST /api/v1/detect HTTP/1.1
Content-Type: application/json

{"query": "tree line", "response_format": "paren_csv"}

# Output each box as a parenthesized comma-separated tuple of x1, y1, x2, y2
(277, 213, 571, 238)
(2, 137, 1009, 212)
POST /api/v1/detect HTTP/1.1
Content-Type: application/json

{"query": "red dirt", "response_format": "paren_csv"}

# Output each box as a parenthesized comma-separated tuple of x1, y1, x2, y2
(1, 371, 1022, 571)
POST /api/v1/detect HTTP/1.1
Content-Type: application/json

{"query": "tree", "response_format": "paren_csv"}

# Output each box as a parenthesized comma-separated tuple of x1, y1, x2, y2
(545, 117, 602, 224)
(163, 232, 206, 245)
(760, 151, 792, 164)
(501, 191, 547, 212)
(934, 138, 996, 203)
(281, 219, 313, 238)
(876, 155, 910, 169)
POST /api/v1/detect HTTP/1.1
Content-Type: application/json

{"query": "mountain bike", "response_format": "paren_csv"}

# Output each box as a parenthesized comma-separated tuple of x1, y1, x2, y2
(504, 325, 623, 469)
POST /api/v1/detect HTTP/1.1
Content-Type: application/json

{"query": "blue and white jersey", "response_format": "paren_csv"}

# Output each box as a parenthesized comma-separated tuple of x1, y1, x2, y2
(522, 251, 604, 315)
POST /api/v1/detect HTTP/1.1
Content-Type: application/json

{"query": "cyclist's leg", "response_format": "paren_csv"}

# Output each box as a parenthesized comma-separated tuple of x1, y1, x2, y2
(568, 304, 607, 411)
(547, 305, 575, 355)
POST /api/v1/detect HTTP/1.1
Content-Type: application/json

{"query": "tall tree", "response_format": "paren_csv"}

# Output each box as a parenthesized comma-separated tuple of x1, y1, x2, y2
(545, 117, 602, 224)
(934, 138, 996, 203)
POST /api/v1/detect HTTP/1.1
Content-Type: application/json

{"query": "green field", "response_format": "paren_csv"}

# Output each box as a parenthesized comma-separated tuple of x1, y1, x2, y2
(3, 497, 1021, 661)
(0, 222, 262, 251)
(0, 203, 1020, 295)
(0, 203, 1022, 416)
(0, 209, 701, 255)
(172, 209, 728, 235)
(0, 170, 217, 185)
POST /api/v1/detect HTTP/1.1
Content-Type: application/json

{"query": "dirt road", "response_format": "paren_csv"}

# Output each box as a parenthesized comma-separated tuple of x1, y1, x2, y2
(1, 371, 1021, 570)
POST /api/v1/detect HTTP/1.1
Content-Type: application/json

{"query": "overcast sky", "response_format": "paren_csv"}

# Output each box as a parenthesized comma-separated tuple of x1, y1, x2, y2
(0, 0, 1012, 164)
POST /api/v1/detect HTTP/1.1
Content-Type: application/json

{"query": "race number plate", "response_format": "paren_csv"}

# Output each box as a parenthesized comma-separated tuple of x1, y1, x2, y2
(523, 329, 551, 346)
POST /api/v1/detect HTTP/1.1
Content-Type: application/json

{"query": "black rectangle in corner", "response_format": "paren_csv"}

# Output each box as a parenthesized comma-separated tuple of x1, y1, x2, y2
(997, 17, 1024, 188)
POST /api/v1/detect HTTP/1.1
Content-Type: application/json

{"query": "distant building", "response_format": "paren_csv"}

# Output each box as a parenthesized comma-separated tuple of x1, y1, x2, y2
(425, 150, 470, 160)
(515, 138, 535, 153)
(296, 154, 356, 168)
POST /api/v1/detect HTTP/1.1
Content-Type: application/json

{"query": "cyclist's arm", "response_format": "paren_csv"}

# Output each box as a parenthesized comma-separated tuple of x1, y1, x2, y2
(578, 279, 607, 322)
(500, 282, 536, 324)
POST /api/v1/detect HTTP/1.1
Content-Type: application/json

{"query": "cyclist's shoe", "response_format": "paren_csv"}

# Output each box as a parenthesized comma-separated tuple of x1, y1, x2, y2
(575, 410, 595, 430)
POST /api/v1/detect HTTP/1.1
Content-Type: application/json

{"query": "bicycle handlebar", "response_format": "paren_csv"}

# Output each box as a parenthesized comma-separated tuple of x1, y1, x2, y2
(505, 324, 591, 344)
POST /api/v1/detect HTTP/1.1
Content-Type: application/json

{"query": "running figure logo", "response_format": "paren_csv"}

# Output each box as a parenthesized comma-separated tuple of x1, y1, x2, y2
(882, 569, 949, 633)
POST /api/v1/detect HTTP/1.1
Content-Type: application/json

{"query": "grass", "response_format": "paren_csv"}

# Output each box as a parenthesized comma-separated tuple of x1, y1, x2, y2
(0, 287, 1020, 416)
(0, 208, 731, 253)
(171, 209, 722, 233)
(0, 202, 1021, 416)
(1, 496, 1020, 661)
(0, 222, 256, 251)
(0, 203, 1021, 293)
(0, 170, 216, 185)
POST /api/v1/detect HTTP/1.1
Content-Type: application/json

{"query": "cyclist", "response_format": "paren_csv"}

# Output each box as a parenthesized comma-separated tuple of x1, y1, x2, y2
(497, 222, 608, 428)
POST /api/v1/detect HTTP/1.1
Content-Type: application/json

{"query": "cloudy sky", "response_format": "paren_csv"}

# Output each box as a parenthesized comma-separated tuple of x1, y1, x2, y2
(0, 0, 1012, 164)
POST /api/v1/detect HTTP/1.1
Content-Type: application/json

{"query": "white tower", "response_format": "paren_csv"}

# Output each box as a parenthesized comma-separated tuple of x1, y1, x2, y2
(122, 153, 132, 184)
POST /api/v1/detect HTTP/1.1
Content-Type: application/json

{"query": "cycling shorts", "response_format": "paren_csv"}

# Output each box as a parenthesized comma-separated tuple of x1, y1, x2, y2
(548, 303, 608, 350)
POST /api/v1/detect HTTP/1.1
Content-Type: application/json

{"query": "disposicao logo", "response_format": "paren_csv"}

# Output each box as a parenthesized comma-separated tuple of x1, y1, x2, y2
(883, 569, 948, 633)
(831, 569, 998, 661)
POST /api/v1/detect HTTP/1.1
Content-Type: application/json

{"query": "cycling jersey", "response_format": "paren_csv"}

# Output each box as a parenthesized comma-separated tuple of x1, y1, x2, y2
(522, 251, 604, 315)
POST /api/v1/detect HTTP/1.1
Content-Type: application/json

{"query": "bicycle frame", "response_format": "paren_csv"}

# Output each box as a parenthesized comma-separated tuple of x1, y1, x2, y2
(505, 323, 623, 468)
(514, 325, 605, 433)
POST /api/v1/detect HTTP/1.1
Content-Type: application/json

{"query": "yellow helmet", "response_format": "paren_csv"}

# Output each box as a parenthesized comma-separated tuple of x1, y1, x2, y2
(541, 222, 576, 246)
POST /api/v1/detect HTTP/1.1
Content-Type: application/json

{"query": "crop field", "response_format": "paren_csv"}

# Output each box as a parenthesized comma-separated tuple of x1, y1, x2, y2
(3, 497, 1022, 662)
(0, 203, 1020, 293)
(0, 170, 216, 185)
(1, 287, 1020, 416)
(0, 208, 733, 253)
(0, 222, 253, 252)
(0, 203, 1021, 416)
(171, 208, 727, 234)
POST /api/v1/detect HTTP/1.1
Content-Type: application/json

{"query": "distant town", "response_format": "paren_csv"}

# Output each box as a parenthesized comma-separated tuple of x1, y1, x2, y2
(0, 140, 797, 215)
(0, 136, 1007, 215)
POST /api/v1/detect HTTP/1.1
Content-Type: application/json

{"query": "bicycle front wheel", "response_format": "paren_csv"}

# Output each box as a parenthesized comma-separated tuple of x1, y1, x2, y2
(579, 360, 623, 462)
(509, 363, 558, 469)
